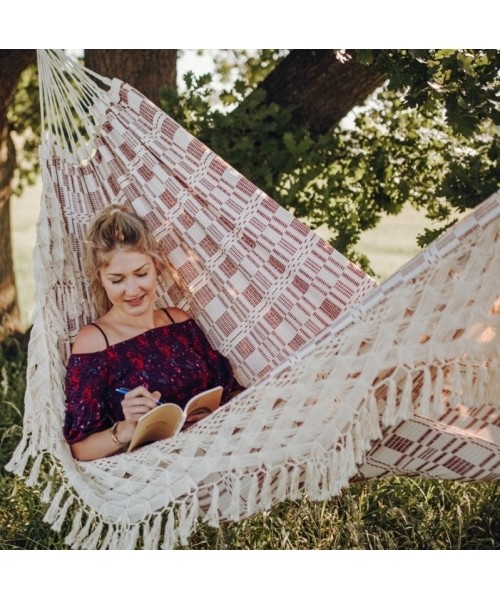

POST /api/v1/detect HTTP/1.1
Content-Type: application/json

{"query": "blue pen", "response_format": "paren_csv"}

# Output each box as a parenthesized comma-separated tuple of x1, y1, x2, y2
(116, 387, 162, 405)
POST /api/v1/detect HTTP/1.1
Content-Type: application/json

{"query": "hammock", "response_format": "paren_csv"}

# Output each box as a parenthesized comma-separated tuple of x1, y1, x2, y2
(7, 50, 500, 550)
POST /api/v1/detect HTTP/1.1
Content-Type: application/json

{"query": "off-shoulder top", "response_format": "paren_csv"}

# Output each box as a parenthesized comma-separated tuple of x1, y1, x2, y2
(63, 317, 237, 444)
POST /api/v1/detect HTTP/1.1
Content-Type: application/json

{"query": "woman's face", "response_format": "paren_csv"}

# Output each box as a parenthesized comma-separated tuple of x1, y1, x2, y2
(99, 248, 158, 316)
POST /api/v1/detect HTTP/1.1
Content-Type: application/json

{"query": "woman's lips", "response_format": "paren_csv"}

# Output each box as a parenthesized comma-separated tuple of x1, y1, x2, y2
(125, 295, 145, 306)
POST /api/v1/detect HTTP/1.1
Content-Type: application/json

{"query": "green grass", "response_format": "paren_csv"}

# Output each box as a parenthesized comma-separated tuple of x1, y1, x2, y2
(11, 178, 41, 327)
(2, 182, 499, 550)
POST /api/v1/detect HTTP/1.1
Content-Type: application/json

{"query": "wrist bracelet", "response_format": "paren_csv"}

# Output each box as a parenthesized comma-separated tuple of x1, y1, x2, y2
(110, 421, 127, 446)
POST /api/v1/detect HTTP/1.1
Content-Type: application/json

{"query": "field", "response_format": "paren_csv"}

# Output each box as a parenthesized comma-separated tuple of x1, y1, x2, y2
(1, 182, 498, 551)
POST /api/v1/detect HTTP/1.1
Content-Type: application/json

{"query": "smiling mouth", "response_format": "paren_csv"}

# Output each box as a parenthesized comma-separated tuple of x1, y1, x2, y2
(126, 295, 145, 306)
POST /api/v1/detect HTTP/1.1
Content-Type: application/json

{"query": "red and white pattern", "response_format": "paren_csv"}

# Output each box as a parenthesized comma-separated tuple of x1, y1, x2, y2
(51, 82, 378, 385)
(8, 50, 500, 550)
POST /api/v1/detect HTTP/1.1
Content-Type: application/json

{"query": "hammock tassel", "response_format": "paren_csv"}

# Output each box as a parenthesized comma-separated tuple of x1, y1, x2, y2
(106, 527, 125, 551)
(64, 508, 83, 546)
(228, 475, 242, 522)
(245, 471, 260, 518)
(80, 521, 105, 550)
(116, 523, 140, 550)
(432, 365, 445, 415)
(383, 376, 399, 427)
(326, 444, 343, 497)
(51, 494, 74, 532)
(6, 437, 31, 476)
(289, 464, 302, 500)
(418, 367, 432, 416)
(100, 523, 116, 550)
(450, 359, 465, 405)
(43, 484, 67, 526)
(25, 452, 45, 487)
(71, 513, 94, 549)
(399, 371, 415, 420)
(178, 495, 199, 546)
(142, 513, 163, 550)
(205, 484, 221, 527)
(304, 458, 321, 498)
(259, 468, 274, 511)
(161, 508, 177, 550)
(275, 465, 289, 504)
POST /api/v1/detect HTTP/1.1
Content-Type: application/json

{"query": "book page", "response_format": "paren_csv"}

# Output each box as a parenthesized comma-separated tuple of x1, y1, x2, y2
(184, 386, 223, 424)
(127, 403, 184, 452)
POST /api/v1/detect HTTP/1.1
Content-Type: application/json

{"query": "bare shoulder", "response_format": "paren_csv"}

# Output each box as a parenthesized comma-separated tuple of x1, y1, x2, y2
(163, 307, 192, 324)
(71, 323, 108, 354)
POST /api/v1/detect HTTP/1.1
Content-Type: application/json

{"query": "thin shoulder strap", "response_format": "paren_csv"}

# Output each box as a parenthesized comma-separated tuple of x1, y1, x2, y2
(161, 307, 175, 325)
(89, 322, 110, 348)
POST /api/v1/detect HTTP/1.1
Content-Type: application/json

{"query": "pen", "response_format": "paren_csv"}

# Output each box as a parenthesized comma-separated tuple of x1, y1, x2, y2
(116, 387, 162, 405)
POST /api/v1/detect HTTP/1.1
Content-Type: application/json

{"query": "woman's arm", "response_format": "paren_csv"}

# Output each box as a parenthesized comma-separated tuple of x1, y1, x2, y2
(65, 323, 162, 461)
(70, 421, 133, 461)
(69, 386, 161, 461)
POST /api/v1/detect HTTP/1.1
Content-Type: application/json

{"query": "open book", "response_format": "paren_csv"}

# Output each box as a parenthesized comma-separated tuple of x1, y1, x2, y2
(127, 386, 223, 452)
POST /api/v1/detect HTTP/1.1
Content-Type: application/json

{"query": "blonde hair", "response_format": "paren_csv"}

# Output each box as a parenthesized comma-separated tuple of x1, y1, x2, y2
(84, 205, 166, 316)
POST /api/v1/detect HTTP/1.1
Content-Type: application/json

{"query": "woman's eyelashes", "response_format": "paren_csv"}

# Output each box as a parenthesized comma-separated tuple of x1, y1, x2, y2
(110, 272, 148, 285)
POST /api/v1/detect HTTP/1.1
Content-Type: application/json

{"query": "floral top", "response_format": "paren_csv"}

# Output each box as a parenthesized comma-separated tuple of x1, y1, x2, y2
(63, 319, 237, 444)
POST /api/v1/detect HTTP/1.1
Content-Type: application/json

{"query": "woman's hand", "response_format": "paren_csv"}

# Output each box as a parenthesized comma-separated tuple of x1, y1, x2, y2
(121, 386, 161, 422)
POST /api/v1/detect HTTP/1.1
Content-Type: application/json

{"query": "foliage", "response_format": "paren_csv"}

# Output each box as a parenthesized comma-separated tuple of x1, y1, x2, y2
(7, 50, 500, 270)
(7, 63, 40, 197)
(161, 49, 499, 270)
(357, 49, 500, 136)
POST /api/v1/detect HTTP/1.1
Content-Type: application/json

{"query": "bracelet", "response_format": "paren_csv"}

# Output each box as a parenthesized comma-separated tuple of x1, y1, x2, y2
(110, 421, 127, 447)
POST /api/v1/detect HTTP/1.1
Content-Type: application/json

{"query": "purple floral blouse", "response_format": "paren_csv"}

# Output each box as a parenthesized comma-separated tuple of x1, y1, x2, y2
(63, 319, 238, 444)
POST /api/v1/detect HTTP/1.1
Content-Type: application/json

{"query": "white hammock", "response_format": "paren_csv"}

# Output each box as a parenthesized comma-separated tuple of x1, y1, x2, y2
(7, 50, 500, 550)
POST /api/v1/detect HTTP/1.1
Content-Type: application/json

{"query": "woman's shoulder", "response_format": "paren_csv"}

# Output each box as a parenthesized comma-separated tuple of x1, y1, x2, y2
(71, 323, 108, 354)
(159, 307, 192, 325)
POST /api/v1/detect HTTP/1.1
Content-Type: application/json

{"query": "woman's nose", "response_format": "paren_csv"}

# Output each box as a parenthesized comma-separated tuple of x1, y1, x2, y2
(124, 277, 140, 295)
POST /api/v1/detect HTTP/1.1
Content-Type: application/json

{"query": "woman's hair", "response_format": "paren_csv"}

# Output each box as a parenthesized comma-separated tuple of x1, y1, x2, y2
(84, 205, 166, 316)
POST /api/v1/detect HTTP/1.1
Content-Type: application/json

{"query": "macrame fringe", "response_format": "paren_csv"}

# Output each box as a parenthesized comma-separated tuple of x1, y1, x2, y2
(142, 513, 163, 550)
(245, 472, 260, 518)
(64, 508, 83, 546)
(228, 476, 242, 522)
(79, 521, 105, 550)
(383, 377, 399, 427)
(5, 435, 32, 476)
(40, 464, 57, 503)
(172, 496, 198, 547)
(100, 523, 115, 550)
(289, 464, 302, 500)
(43, 484, 67, 525)
(205, 484, 221, 527)
(259, 470, 274, 511)
(161, 508, 178, 550)
(51, 495, 74, 532)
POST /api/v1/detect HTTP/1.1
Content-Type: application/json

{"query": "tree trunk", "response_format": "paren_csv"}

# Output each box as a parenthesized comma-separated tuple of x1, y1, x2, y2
(0, 49, 36, 337)
(242, 49, 387, 135)
(84, 50, 177, 106)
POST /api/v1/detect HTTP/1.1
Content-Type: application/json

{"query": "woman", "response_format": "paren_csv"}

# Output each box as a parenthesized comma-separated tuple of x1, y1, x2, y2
(63, 205, 239, 461)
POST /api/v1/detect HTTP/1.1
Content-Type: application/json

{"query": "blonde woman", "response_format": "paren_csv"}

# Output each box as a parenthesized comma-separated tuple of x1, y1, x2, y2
(64, 205, 240, 461)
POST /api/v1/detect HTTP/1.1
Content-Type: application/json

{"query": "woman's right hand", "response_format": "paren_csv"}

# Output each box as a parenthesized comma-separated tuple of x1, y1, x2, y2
(121, 386, 162, 422)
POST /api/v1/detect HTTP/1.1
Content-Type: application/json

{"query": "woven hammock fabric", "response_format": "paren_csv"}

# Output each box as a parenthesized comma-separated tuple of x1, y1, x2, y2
(7, 50, 500, 550)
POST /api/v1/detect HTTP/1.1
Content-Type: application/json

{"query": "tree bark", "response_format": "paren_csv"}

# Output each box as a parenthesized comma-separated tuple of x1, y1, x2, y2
(0, 49, 36, 337)
(84, 50, 177, 105)
(242, 50, 387, 135)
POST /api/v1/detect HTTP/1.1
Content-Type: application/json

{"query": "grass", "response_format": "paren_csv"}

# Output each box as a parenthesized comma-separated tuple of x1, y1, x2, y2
(2, 182, 499, 550)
